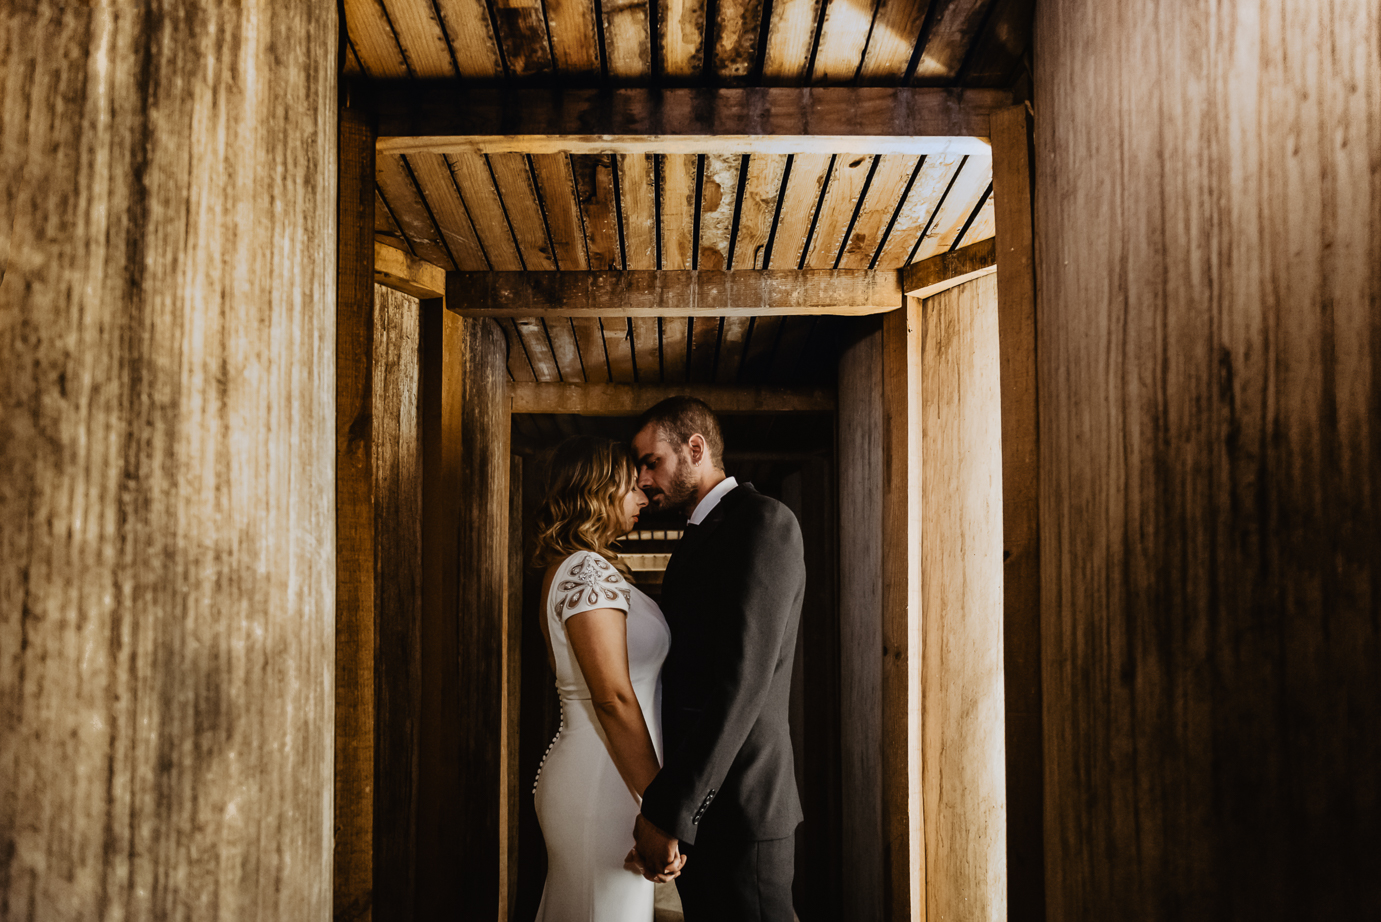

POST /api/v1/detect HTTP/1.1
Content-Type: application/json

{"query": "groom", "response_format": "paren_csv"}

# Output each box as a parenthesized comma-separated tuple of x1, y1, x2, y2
(628, 397, 806, 920)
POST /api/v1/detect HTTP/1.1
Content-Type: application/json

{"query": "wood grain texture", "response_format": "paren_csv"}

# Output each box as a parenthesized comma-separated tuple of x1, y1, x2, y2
(572, 317, 612, 382)
(761, 0, 825, 84)
(804, 154, 876, 269)
(661, 318, 690, 382)
(376, 87, 1007, 154)
(912, 153, 990, 260)
(659, 0, 708, 78)
(377, 153, 457, 270)
(955, 185, 994, 247)
(571, 153, 622, 270)
(446, 153, 522, 270)
(530, 154, 590, 270)
(838, 154, 921, 269)
(770, 154, 834, 269)
(920, 274, 1007, 922)
(376, 190, 408, 251)
(433, 0, 506, 78)
(445, 269, 905, 316)
(618, 153, 658, 269)
(698, 153, 742, 270)
(913, 0, 993, 83)
(491, 0, 555, 77)
(990, 103, 1043, 922)
(489, 153, 559, 271)
(1035, 1, 1381, 918)
(372, 285, 423, 922)
(381, 0, 458, 76)
(811, 0, 880, 84)
(456, 318, 512, 918)
(508, 383, 835, 414)
(499, 318, 539, 383)
(337, 101, 378, 922)
(545, 0, 602, 75)
(859, 0, 932, 80)
(602, 318, 637, 382)
(873, 153, 963, 269)
(407, 152, 492, 271)
(416, 302, 466, 915)
(603, 0, 653, 80)
(837, 321, 886, 922)
(901, 236, 995, 295)
(0, 5, 335, 918)
(659, 153, 700, 269)
(713, 0, 765, 81)
(881, 302, 922, 922)
(714, 316, 753, 381)
(544, 317, 587, 382)
(513, 317, 562, 382)
(631, 316, 663, 381)
(732, 154, 788, 270)
(375, 240, 447, 298)
(345, 0, 411, 77)
(689, 315, 722, 381)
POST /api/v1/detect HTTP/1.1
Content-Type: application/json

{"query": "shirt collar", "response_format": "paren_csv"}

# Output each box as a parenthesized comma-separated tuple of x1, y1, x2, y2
(687, 475, 738, 526)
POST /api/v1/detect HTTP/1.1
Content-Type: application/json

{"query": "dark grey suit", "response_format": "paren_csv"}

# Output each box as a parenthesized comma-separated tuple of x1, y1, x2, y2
(640, 482, 806, 920)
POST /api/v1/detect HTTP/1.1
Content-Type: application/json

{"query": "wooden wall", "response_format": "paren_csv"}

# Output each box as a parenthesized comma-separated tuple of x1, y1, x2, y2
(837, 320, 885, 922)
(0, 4, 336, 919)
(1035, 0, 1381, 917)
(373, 285, 423, 921)
(919, 274, 1007, 922)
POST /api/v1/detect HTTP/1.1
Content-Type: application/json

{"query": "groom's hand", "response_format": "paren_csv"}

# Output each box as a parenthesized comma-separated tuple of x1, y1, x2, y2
(631, 814, 685, 882)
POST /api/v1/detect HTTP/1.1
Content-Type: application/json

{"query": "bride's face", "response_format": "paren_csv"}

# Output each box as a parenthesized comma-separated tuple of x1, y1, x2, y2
(615, 482, 649, 535)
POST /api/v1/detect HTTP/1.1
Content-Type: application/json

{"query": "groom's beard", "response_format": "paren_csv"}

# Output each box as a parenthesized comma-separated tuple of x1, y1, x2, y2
(645, 460, 699, 516)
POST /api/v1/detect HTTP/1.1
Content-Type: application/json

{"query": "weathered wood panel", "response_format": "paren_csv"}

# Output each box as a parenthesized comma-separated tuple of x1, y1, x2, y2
(445, 269, 905, 317)
(376, 88, 1006, 156)
(990, 103, 1043, 922)
(901, 236, 996, 297)
(0, 5, 335, 919)
(372, 285, 423, 922)
(456, 318, 513, 920)
(374, 240, 447, 299)
(881, 302, 922, 922)
(337, 100, 378, 922)
(1035, 0, 1381, 918)
(837, 321, 885, 922)
(416, 301, 466, 915)
(510, 383, 835, 414)
(920, 273, 1007, 922)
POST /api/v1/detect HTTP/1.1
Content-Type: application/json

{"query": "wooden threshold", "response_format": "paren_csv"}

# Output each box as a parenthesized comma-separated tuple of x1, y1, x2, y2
(447, 270, 903, 317)
(902, 237, 997, 298)
(376, 87, 1006, 156)
(510, 383, 835, 415)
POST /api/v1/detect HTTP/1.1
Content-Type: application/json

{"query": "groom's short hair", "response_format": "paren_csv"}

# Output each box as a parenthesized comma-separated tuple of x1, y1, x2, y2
(636, 396, 725, 472)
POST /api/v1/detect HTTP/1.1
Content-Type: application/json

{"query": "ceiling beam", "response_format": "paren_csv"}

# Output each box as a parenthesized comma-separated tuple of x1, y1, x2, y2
(447, 269, 903, 317)
(510, 383, 836, 416)
(374, 242, 446, 299)
(901, 237, 997, 298)
(376, 87, 1007, 156)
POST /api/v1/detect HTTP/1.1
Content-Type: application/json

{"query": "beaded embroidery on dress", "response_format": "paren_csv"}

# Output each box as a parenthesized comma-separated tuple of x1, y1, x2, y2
(533, 551, 671, 922)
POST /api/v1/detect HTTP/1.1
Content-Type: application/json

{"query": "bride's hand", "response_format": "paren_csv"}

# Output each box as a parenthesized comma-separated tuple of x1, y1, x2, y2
(624, 847, 687, 881)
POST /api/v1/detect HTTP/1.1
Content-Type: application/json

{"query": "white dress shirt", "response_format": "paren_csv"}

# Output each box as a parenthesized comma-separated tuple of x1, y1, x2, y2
(687, 475, 738, 526)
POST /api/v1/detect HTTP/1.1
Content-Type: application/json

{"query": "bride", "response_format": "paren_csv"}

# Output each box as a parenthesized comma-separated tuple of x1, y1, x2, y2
(531, 435, 685, 921)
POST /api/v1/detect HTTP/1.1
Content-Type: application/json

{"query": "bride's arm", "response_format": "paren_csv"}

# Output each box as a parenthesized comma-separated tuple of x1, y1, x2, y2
(565, 608, 661, 799)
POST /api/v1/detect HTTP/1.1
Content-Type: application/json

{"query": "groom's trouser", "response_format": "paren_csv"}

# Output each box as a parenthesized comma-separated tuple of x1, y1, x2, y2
(675, 833, 795, 922)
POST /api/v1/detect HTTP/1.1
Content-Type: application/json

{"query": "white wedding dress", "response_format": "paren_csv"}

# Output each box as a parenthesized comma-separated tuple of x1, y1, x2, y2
(534, 551, 671, 922)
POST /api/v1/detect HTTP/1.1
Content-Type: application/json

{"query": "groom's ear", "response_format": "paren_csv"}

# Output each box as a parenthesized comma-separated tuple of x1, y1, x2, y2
(687, 433, 707, 466)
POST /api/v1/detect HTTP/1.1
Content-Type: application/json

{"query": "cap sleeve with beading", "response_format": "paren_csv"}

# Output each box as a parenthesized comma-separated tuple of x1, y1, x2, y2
(554, 552, 632, 623)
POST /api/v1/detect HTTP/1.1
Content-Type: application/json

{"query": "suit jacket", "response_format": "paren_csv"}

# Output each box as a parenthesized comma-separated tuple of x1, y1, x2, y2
(639, 482, 807, 845)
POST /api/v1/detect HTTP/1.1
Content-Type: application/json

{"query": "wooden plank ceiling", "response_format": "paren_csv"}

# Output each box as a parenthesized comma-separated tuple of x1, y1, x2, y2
(348, 0, 1032, 387)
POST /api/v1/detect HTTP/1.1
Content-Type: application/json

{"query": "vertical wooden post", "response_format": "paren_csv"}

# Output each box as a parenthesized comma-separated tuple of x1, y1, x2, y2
(881, 301, 923, 922)
(838, 320, 885, 922)
(506, 454, 525, 916)
(373, 285, 423, 922)
(457, 317, 512, 919)
(1, 5, 336, 918)
(335, 97, 377, 922)
(416, 299, 466, 915)
(991, 103, 1045, 922)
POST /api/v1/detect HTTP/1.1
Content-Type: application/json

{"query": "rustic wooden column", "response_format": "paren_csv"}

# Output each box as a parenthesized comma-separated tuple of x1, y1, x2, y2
(881, 302, 923, 922)
(335, 96, 377, 922)
(990, 103, 1045, 922)
(919, 275, 1007, 922)
(837, 321, 885, 922)
(457, 316, 513, 918)
(416, 299, 466, 915)
(1036, 0, 1381, 917)
(372, 285, 423, 921)
(1, 5, 336, 919)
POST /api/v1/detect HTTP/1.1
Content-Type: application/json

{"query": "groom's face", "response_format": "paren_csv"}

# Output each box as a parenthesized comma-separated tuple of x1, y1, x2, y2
(633, 426, 699, 515)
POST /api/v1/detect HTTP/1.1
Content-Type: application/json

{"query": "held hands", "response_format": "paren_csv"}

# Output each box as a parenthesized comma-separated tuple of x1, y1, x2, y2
(624, 814, 687, 882)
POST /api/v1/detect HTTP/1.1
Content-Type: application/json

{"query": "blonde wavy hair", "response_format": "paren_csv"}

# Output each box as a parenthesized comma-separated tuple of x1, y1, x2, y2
(532, 435, 638, 577)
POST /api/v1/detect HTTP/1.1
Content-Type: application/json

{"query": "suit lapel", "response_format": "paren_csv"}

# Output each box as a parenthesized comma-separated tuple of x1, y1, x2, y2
(663, 482, 756, 596)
